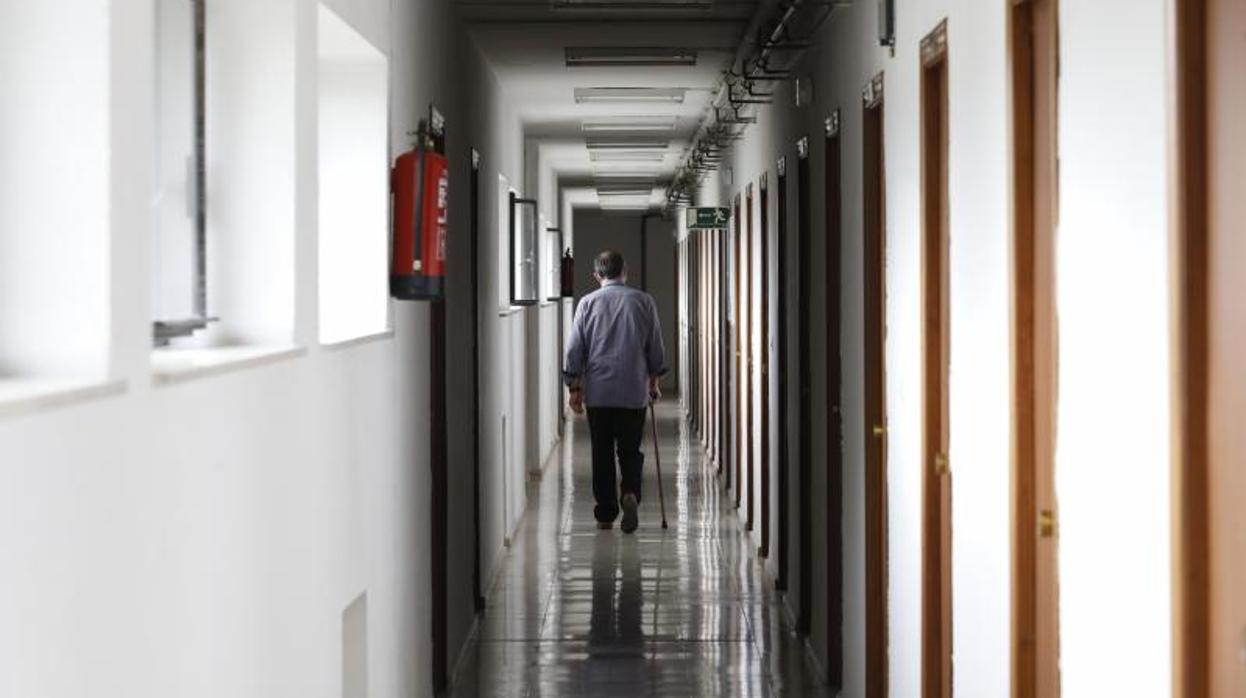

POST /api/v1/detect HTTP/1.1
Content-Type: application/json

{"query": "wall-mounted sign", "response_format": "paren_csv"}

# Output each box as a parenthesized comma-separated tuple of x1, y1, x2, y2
(686, 207, 731, 230)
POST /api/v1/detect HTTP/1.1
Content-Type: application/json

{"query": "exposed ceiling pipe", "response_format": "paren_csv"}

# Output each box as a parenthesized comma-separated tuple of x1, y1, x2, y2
(665, 0, 837, 212)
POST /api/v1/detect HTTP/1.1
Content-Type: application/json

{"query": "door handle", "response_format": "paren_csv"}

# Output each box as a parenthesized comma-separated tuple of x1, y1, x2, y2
(1038, 510, 1057, 539)
(872, 424, 886, 438)
(934, 452, 949, 475)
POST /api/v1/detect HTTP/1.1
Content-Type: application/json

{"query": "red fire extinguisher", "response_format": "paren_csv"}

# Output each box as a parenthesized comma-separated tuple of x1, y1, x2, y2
(560, 248, 574, 298)
(390, 139, 449, 300)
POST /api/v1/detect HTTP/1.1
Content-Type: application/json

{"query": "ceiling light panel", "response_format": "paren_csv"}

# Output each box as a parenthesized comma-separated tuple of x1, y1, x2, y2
(581, 116, 678, 133)
(590, 151, 666, 163)
(574, 87, 687, 104)
(586, 137, 670, 150)
(554, 0, 712, 9)
(565, 47, 697, 67)
(591, 170, 660, 179)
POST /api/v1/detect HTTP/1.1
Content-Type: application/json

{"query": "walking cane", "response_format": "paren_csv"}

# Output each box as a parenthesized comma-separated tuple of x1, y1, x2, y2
(649, 398, 669, 530)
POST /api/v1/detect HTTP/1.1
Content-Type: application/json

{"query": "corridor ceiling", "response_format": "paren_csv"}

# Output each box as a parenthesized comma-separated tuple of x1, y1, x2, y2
(456, 0, 763, 210)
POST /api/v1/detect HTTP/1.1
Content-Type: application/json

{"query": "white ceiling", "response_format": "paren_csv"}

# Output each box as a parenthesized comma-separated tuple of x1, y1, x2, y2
(458, 0, 760, 209)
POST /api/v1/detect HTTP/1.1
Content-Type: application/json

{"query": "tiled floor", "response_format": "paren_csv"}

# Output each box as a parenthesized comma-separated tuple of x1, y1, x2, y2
(448, 401, 831, 697)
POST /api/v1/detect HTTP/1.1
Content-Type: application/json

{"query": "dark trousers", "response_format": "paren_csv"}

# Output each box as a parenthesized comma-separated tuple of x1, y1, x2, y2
(586, 407, 646, 523)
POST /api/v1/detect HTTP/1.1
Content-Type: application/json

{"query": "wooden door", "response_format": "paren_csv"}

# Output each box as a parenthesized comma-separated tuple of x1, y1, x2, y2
(734, 195, 743, 504)
(470, 150, 485, 614)
(746, 186, 756, 530)
(920, 21, 952, 698)
(760, 174, 772, 558)
(824, 114, 845, 690)
(1010, 2, 1061, 695)
(776, 161, 791, 592)
(862, 74, 889, 698)
(796, 141, 813, 635)
(1175, 0, 1246, 694)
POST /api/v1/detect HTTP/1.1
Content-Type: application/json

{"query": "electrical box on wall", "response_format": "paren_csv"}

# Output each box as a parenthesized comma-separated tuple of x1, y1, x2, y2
(878, 0, 895, 47)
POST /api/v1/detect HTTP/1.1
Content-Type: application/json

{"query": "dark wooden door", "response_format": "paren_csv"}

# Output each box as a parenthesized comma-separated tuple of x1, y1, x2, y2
(760, 175, 772, 559)
(796, 143, 813, 636)
(824, 116, 844, 689)
(746, 186, 756, 529)
(733, 195, 743, 504)
(776, 161, 791, 592)
(862, 74, 889, 698)
(470, 151, 485, 614)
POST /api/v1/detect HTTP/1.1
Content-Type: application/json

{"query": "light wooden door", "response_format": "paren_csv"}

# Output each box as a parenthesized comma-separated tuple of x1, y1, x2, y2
(1011, 1, 1061, 695)
(1207, 0, 1246, 691)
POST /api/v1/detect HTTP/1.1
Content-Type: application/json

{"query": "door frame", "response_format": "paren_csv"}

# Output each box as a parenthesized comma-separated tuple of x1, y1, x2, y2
(920, 20, 952, 698)
(862, 72, 890, 698)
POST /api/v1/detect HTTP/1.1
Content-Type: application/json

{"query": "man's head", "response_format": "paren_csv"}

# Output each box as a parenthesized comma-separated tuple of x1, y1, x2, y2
(593, 249, 626, 285)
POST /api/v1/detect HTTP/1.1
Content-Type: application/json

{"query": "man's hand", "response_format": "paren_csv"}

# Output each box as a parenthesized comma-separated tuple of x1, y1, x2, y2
(648, 377, 662, 403)
(568, 388, 585, 415)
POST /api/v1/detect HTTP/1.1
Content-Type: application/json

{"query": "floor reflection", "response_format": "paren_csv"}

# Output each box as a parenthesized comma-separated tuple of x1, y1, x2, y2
(588, 534, 644, 653)
(447, 401, 830, 697)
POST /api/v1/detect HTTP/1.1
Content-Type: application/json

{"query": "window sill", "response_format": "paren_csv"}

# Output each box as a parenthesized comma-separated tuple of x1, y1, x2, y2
(0, 378, 127, 420)
(151, 345, 306, 385)
(321, 329, 394, 351)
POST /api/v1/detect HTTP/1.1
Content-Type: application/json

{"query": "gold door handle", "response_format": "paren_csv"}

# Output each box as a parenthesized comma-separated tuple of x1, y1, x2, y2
(1038, 510, 1057, 539)
(872, 424, 886, 438)
(934, 453, 949, 475)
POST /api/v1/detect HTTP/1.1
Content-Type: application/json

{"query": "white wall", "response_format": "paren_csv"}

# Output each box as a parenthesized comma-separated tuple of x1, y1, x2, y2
(0, 1, 551, 696)
(707, 0, 1177, 694)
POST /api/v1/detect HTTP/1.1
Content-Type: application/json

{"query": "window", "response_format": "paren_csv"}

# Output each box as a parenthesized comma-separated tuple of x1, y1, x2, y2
(497, 176, 513, 309)
(152, 0, 208, 345)
(510, 193, 539, 305)
(316, 4, 389, 344)
(0, 5, 109, 382)
(152, 0, 297, 359)
(544, 226, 563, 301)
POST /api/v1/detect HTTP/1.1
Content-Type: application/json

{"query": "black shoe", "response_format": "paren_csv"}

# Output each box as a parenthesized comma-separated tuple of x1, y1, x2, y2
(620, 493, 638, 534)
(597, 520, 614, 530)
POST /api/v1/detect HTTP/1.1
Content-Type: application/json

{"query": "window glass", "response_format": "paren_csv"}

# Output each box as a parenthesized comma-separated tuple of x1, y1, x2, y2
(152, 0, 205, 343)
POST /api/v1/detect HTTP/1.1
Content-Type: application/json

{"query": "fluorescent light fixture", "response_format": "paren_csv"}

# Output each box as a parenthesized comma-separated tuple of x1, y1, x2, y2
(554, 0, 712, 9)
(590, 151, 666, 163)
(596, 184, 655, 196)
(586, 137, 670, 150)
(574, 87, 686, 104)
(592, 168, 659, 178)
(566, 47, 697, 67)
(581, 116, 678, 133)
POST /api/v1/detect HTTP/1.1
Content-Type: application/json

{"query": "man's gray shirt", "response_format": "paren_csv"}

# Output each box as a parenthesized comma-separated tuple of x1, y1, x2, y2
(564, 280, 667, 409)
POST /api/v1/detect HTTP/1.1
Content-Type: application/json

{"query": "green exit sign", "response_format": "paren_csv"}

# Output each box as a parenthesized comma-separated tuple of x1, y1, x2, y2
(686, 207, 731, 230)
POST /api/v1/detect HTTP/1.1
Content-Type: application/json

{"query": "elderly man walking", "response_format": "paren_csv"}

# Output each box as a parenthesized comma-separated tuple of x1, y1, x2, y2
(564, 249, 667, 534)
